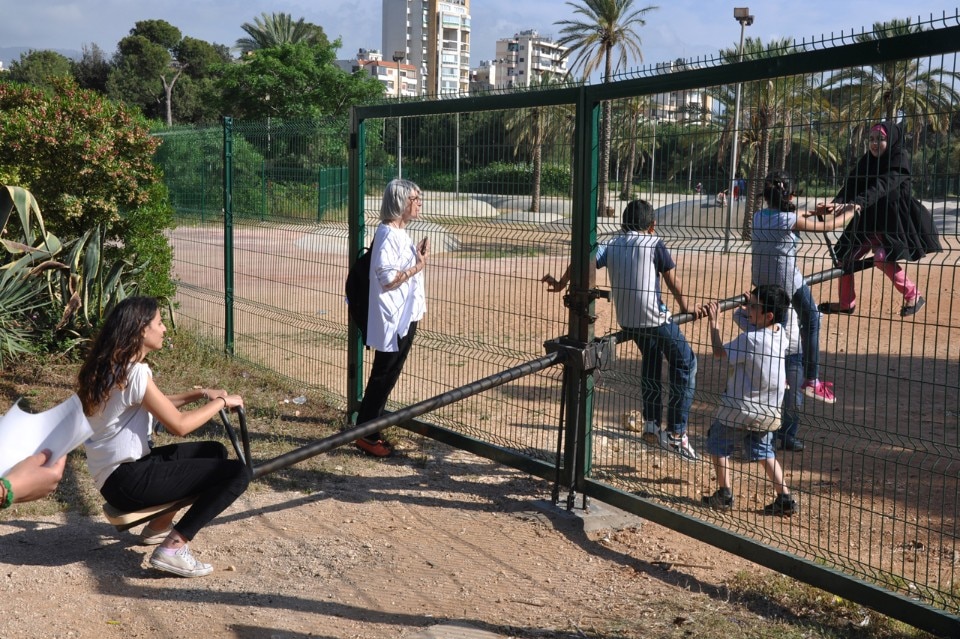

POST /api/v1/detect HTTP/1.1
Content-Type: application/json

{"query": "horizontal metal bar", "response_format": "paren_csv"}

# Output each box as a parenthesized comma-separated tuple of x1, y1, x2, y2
(251, 351, 562, 478)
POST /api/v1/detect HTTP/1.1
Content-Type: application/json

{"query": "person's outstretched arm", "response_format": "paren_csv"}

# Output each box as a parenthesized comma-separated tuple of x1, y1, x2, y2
(661, 267, 690, 314)
(706, 302, 727, 359)
(797, 205, 859, 232)
(141, 377, 243, 437)
(541, 264, 571, 292)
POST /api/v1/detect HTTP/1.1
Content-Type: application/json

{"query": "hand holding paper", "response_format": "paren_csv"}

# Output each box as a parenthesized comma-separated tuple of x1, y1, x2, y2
(6, 450, 66, 503)
(0, 394, 93, 476)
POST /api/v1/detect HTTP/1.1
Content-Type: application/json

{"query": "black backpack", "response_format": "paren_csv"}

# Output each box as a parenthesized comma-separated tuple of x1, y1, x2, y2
(345, 245, 372, 343)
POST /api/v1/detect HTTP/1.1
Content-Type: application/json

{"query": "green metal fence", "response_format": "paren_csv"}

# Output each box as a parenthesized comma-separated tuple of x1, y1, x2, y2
(159, 14, 960, 636)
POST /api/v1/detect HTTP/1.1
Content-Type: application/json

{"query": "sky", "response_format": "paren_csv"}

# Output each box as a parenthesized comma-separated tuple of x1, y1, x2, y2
(1, 0, 958, 73)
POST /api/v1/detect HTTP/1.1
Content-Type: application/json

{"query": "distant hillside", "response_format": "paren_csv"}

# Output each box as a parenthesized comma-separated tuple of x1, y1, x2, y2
(0, 47, 83, 66)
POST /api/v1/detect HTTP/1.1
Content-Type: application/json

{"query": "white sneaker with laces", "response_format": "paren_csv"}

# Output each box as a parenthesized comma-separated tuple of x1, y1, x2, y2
(149, 544, 213, 578)
(641, 421, 660, 446)
(660, 431, 697, 461)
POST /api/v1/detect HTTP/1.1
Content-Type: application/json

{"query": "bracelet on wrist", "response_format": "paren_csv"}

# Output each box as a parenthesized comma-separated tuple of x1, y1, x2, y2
(0, 477, 13, 509)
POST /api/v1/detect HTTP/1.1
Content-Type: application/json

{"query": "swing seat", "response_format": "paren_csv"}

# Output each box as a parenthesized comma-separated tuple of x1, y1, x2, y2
(99, 407, 251, 533)
(102, 495, 199, 532)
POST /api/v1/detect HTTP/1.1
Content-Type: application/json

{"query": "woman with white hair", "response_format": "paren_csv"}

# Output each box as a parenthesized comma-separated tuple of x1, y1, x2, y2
(355, 178, 429, 457)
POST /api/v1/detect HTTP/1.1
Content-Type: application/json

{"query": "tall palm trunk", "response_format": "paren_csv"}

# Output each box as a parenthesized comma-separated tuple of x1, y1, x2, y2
(530, 108, 543, 213)
(599, 45, 614, 216)
(620, 112, 638, 200)
(743, 107, 772, 240)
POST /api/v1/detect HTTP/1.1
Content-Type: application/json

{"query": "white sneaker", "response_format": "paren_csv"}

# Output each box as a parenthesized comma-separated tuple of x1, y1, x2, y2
(149, 544, 213, 578)
(660, 431, 697, 461)
(641, 421, 660, 446)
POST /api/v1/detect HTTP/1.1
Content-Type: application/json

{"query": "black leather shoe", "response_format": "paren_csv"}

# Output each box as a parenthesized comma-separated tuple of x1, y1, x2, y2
(779, 437, 805, 451)
(900, 296, 925, 317)
(818, 302, 854, 315)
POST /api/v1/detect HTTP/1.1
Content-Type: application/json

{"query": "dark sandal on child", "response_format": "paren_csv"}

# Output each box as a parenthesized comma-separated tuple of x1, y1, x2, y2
(900, 296, 925, 317)
(817, 302, 855, 315)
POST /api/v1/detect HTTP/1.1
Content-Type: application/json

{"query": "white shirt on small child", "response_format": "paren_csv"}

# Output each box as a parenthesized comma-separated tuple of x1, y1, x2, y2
(720, 323, 788, 427)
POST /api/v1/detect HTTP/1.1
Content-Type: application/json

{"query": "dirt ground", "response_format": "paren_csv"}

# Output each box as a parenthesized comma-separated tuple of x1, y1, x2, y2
(0, 439, 847, 639)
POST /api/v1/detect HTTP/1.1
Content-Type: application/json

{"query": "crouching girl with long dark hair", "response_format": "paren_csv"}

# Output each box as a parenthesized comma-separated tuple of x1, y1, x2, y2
(77, 297, 249, 577)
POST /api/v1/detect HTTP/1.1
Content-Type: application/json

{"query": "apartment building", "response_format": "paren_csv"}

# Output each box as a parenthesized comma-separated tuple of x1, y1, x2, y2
(335, 48, 420, 98)
(383, 0, 471, 96)
(472, 29, 567, 91)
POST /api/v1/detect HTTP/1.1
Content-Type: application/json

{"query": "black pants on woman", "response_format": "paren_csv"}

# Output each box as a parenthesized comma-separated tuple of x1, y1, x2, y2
(356, 321, 418, 436)
(101, 440, 250, 541)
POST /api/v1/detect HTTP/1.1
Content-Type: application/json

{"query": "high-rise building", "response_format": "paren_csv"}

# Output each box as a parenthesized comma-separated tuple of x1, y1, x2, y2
(383, 0, 471, 96)
(483, 30, 568, 91)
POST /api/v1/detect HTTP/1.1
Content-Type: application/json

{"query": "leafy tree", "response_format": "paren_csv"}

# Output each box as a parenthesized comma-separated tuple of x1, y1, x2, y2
(0, 79, 174, 301)
(555, 0, 657, 216)
(7, 50, 73, 92)
(108, 22, 182, 123)
(108, 20, 230, 125)
(216, 42, 383, 119)
(169, 37, 233, 124)
(72, 44, 112, 93)
(235, 12, 329, 54)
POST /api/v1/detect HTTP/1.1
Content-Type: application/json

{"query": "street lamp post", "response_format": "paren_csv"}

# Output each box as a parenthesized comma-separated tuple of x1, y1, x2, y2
(393, 51, 405, 178)
(723, 7, 754, 253)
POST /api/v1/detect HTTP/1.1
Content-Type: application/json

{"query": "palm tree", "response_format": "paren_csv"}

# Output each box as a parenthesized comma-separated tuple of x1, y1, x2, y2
(610, 96, 649, 200)
(504, 75, 575, 212)
(824, 19, 960, 158)
(235, 12, 328, 55)
(555, 0, 657, 216)
(711, 37, 838, 238)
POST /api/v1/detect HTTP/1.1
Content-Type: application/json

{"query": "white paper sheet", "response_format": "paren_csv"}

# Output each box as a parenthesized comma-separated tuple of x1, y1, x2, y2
(0, 394, 93, 476)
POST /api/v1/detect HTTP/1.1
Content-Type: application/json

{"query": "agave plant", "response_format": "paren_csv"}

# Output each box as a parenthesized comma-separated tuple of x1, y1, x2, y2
(0, 184, 143, 360)
(0, 186, 58, 363)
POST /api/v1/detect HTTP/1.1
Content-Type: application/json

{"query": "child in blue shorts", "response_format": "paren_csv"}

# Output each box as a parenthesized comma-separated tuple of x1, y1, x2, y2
(701, 285, 798, 516)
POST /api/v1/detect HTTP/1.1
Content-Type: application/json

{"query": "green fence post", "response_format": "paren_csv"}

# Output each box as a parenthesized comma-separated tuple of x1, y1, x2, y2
(261, 159, 267, 222)
(317, 167, 326, 223)
(200, 160, 206, 224)
(346, 109, 367, 425)
(222, 116, 235, 356)
(562, 86, 600, 509)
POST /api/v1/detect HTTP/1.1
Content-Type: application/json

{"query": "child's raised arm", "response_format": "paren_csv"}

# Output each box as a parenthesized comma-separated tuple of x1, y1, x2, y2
(793, 204, 859, 233)
(662, 267, 691, 314)
(541, 264, 571, 292)
(705, 301, 727, 359)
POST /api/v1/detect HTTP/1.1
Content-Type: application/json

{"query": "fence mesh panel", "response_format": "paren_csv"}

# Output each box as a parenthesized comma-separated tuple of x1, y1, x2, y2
(158, 15, 960, 630)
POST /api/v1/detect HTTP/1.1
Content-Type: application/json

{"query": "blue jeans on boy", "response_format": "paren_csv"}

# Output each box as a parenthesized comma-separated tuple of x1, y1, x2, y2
(625, 322, 697, 436)
(793, 285, 820, 382)
(778, 352, 803, 441)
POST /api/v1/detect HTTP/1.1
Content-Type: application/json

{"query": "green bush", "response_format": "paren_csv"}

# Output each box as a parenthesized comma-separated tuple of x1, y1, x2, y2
(0, 78, 174, 300)
(456, 161, 571, 196)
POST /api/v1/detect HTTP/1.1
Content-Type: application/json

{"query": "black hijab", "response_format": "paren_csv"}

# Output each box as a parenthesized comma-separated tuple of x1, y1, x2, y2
(833, 121, 942, 263)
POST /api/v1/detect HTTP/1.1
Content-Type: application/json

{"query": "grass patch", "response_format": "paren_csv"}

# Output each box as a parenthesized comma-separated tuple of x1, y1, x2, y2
(720, 571, 939, 639)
